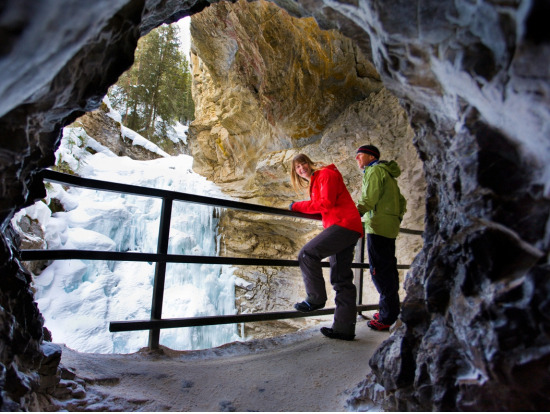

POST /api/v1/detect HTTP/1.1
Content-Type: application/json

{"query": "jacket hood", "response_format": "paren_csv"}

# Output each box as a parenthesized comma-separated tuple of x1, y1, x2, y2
(374, 160, 401, 178)
(313, 164, 337, 176)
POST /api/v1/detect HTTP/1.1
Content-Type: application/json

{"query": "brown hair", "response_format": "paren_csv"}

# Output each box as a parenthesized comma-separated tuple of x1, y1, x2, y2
(290, 153, 322, 193)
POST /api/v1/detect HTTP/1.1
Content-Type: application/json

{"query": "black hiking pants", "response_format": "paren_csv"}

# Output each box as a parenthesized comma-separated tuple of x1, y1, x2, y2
(367, 233, 400, 325)
(298, 224, 361, 335)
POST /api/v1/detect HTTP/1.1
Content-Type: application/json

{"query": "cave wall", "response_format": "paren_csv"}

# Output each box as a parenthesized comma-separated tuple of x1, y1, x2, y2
(0, 0, 214, 409)
(0, 0, 548, 411)
(332, 1, 550, 410)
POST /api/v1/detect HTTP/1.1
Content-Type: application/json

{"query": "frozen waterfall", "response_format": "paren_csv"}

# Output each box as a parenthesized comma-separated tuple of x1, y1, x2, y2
(13, 126, 240, 354)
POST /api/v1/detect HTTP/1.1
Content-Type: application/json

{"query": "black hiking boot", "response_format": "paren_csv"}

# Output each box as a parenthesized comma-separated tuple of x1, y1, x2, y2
(294, 300, 325, 312)
(320, 327, 355, 341)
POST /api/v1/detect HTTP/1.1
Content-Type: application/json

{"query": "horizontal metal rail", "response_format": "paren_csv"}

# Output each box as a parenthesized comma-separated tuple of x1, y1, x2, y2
(109, 304, 379, 332)
(399, 228, 423, 235)
(38, 169, 423, 235)
(39, 169, 320, 221)
(20, 249, 411, 270)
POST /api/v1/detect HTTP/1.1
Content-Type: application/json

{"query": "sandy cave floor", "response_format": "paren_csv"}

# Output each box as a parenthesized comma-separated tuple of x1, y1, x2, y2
(56, 317, 387, 412)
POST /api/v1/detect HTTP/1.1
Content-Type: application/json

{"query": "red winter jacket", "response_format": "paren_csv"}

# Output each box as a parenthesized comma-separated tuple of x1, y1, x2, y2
(291, 164, 364, 236)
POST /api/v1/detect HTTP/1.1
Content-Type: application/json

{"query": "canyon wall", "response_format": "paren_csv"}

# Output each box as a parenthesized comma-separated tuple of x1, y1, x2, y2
(188, 0, 425, 338)
(0, 0, 548, 411)
(188, 0, 382, 200)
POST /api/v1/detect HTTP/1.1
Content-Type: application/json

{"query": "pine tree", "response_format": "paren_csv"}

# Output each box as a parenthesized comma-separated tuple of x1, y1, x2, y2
(108, 24, 194, 146)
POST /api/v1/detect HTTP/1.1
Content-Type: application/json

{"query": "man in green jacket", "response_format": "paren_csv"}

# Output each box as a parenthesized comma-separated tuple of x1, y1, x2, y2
(355, 145, 406, 331)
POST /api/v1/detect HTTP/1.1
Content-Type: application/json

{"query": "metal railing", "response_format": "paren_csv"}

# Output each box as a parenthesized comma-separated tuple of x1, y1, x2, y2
(21, 169, 423, 349)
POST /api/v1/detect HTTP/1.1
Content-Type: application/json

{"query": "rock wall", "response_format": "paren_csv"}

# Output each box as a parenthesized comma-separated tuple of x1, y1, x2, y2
(0, 0, 548, 411)
(189, 0, 425, 338)
(215, 88, 424, 337)
(328, 1, 550, 411)
(188, 0, 383, 199)
(71, 103, 171, 160)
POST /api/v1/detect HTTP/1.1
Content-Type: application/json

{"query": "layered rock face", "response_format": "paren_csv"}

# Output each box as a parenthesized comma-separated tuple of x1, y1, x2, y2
(0, 0, 548, 411)
(189, 0, 424, 338)
(189, 0, 382, 200)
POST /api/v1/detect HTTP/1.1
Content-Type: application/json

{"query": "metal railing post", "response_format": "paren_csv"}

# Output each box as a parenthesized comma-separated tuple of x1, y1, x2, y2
(354, 236, 366, 316)
(148, 197, 173, 349)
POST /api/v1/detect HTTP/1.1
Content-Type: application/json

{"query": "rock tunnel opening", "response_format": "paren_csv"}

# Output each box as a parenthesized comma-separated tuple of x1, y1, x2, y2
(19, 0, 426, 350)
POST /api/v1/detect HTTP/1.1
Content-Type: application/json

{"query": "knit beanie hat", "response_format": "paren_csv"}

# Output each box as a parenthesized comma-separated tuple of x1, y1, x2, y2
(356, 145, 380, 159)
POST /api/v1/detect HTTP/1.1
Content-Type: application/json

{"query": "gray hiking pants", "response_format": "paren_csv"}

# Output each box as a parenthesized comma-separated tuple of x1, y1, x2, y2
(298, 224, 361, 334)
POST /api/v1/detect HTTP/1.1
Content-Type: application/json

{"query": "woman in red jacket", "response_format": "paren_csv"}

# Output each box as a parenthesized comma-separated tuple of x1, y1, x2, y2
(289, 154, 363, 341)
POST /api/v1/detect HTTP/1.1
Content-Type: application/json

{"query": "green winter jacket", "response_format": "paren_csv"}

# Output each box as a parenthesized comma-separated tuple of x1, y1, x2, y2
(356, 160, 407, 238)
